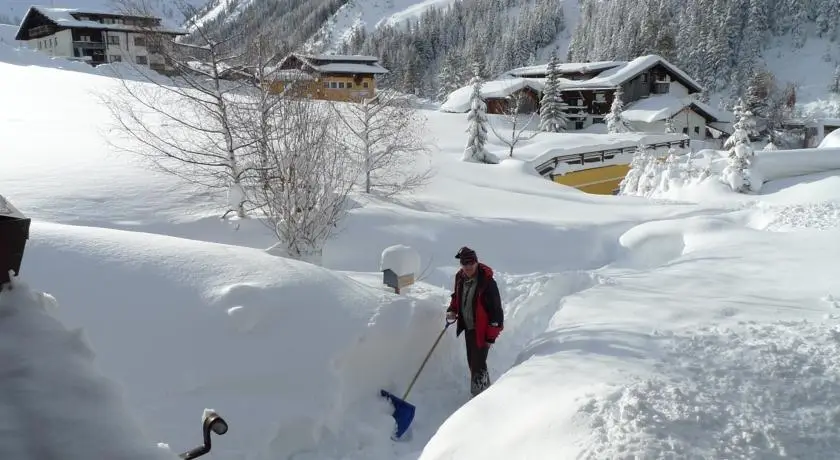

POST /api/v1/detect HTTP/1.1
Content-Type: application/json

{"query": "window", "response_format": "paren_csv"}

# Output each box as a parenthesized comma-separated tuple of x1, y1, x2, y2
(80, 35, 91, 42)
(108, 35, 120, 45)
(694, 126, 700, 134)
(330, 81, 338, 89)
(363, 81, 369, 88)
(134, 36, 146, 47)
(104, 18, 114, 24)
(595, 92, 606, 103)
(575, 120, 584, 130)
(641, 73, 648, 83)
(682, 127, 688, 134)
(338, 82, 345, 89)
(136, 55, 148, 65)
(347, 82, 353, 88)
(110, 55, 122, 62)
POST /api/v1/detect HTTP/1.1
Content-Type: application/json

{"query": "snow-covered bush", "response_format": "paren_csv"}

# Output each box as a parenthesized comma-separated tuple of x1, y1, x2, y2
(720, 98, 761, 193)
(620, 144, 711, 197)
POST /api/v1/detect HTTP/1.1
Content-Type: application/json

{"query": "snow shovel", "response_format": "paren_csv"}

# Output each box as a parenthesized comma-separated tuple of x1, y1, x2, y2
(381, 317, 457, 440)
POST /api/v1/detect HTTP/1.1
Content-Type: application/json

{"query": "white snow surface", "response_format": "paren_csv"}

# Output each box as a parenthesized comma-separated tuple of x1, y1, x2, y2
(0, 23, 18, 44)
(0, 280, 178, 460)
(306, 0, 459, 53)
(819, 128, 840, 148)
(380, 244, 422, 277)
(7, 46, 840, 460)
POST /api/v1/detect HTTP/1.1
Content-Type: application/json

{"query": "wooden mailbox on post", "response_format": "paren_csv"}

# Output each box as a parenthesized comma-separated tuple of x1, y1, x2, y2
(380, 244, 420, 295)
(382, 269, 415, 295)
(0, 195, 31, 287)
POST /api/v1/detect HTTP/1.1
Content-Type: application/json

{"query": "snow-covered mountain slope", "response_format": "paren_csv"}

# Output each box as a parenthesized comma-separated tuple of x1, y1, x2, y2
(8, 44, 840, 460)
(763, 36, 840, 116)
(305, 0, 460, 53)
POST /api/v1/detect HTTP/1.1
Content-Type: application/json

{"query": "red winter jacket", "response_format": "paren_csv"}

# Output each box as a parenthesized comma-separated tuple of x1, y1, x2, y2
(447, 263, 504, 348)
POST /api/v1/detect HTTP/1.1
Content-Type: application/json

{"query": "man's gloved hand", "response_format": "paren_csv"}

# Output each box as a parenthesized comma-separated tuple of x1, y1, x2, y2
(446, 310, 457, 322)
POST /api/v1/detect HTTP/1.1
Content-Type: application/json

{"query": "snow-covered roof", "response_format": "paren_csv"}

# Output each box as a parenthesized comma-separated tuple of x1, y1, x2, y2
(271, 53, 389, 76)
(505, 60, 623, 78)
(524, 132, 690, 167)
(300, 54, 379, 63)
(505, 55, 704, 93)
(16, 5, 187, 40)
(622, 94, 732, 124)
(440, 78, 545, 112)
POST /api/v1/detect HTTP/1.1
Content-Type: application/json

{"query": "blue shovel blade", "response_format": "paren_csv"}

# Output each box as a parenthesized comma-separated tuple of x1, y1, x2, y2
(380, 389, 416, 439)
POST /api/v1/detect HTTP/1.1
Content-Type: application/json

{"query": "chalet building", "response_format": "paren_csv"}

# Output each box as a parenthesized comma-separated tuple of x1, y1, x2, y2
(441, 55, 732, 146)
(267, 53, 389, 102)
(14, 5, 186, 71)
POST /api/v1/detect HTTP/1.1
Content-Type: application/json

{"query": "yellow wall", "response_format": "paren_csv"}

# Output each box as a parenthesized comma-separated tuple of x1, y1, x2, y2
(552, 164, 631, 195)
(268, 74, 377, 102)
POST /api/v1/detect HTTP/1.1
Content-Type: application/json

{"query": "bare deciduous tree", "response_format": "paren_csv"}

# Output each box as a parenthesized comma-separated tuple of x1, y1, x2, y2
(332, 89, 433, 196)
(488, 91, 540, 157)
(253, 98, 356, 262)
(101, 0, 256, 219)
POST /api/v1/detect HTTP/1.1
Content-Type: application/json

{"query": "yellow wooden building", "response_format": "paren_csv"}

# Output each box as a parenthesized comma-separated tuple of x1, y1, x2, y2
(533, 136, 691, 195)
(267, 53, 388, 102)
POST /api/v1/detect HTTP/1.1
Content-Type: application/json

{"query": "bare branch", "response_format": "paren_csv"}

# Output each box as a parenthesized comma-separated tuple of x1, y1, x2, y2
(331, 89, 435, 196)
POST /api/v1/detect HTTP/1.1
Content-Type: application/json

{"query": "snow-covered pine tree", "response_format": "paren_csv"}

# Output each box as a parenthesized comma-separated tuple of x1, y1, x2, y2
(664, 117, 676, 133)
(658, 148, 683, 193)
(463, 63, 492, 163)
(618, 143, 649, 195)
(437, 53, 462, 103)
(639, 150, 665, 197)
(721, 98, 760, 193)
(539, 52, 570, 132)
(605, 86, 632, 133)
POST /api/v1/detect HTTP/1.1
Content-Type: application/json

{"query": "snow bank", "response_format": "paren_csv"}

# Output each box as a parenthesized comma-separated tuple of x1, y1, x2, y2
(0, 279, 177, 460)
(819, 128, 840, 148)
(755, 147, 840, 182)
(420, 212, 840, 460)
(581, 321, 840, 458)
(24, 221, 462, 459)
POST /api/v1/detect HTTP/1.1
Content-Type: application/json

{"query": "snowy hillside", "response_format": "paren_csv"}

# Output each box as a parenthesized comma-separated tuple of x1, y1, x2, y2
(0, 23, 16, 43)
(7, 43, 840, 460)
(305, 0, 460, 53)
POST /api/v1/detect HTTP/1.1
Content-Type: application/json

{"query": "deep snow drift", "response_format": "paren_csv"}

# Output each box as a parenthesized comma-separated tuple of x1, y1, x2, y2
(6, 42, 840, 460)
(0, 280, 177, 460)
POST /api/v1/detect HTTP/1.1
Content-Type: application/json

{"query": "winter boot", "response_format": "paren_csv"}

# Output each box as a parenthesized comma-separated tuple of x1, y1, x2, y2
(470, 369, 491, 397)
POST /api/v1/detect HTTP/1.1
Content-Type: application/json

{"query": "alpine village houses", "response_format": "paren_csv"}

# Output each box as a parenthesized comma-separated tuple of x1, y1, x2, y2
(442, 55, 733, 147)
(14, 5, 186, 71)
(267, 53, 389, 102)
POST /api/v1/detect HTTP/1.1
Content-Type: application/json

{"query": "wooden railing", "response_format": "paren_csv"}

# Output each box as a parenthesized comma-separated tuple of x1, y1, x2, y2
(534, 138, 690, 177)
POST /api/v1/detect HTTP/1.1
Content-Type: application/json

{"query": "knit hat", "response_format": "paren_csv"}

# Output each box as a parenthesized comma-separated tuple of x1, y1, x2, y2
(455, 246, 478, 264)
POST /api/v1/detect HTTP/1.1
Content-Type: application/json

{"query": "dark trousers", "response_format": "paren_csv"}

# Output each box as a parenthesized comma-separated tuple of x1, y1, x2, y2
(464, 329, 491, 396)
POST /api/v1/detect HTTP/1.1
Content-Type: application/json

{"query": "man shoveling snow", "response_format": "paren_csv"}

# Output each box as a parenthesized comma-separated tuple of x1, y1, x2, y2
(446, 247, 504, 397)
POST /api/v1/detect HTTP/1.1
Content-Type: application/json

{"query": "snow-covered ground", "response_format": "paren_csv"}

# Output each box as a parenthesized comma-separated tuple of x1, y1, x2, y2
(6, 43, 840, 459)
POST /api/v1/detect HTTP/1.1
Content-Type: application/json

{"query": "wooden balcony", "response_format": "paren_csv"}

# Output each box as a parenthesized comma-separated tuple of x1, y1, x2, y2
(73, 41, 106, 50)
